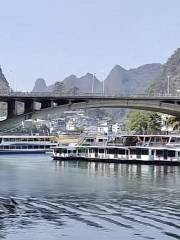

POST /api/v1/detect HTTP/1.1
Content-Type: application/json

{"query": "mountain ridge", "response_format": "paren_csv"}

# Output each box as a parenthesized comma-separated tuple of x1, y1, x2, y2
(32, 63, 162, 95)
(148, 48, 180, 95)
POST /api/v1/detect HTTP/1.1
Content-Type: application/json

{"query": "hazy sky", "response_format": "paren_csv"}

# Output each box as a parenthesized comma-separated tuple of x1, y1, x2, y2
(0, 0, 180, 91)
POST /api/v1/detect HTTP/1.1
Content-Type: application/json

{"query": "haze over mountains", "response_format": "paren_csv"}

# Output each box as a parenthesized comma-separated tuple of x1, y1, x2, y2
(1, 48, 180, 98)
(32, 63, 162, 95)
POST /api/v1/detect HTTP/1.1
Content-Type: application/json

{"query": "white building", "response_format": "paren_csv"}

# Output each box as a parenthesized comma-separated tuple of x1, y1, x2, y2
(97, 122, 109, 135)
(66, 119, 76, 131)
(112, 123, 121, 134)
(161, 114, 173, 132)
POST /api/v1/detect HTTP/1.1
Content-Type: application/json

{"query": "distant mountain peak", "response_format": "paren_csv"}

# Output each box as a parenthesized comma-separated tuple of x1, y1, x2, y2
(0, 66, 10, 91)
(83, 73, 94, 78)
(111, 65, 126, 72)
(67, 74, 77, 78)
(32, 78, 47, 92)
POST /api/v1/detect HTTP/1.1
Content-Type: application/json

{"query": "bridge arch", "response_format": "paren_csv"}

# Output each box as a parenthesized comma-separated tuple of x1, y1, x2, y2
(0, 98, 180, 132)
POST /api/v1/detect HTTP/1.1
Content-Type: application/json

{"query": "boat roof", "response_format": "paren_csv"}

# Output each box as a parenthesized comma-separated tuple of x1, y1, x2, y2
(53, 145, 180, 151)
(120, 134, 180, 138)
(0, 135, 53, 138)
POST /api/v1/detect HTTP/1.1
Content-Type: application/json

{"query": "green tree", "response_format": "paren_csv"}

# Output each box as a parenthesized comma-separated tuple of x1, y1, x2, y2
(148, 112, 162, 132)
(167, 116, 180, 130)
(125, 111, 162, 133)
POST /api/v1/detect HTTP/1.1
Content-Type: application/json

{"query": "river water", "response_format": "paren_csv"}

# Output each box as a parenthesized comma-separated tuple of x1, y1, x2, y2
(0, 154, 179, 240)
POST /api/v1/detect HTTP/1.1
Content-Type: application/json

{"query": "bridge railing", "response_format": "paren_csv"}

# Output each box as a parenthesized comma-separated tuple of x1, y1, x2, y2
(0, 90, 180, 98)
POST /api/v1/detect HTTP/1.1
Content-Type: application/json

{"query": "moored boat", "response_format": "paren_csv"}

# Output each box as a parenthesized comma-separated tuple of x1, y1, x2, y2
(52, 134, 180, 165)
(0, 135, 57, 154)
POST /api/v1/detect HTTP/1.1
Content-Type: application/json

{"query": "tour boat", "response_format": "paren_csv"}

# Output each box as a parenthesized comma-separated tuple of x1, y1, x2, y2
(52, 135, 180, 165)
(0, 135, 57, 154)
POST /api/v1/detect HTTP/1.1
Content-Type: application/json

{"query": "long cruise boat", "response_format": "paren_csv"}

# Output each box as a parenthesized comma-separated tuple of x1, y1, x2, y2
(0, 135, 57, 154)
(52, 135, 180, 165)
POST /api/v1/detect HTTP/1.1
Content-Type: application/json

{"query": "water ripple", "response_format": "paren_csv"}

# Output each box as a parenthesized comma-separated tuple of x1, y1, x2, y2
(0, 192, 179, 239)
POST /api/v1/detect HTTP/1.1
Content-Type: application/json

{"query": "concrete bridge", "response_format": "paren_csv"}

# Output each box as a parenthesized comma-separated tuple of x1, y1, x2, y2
(0, 92, 180, 131)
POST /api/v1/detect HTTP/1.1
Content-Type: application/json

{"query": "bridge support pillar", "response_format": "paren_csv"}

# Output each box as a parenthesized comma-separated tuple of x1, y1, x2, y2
(24, 100, 35, 114)
(7, 100, 17, 118)
(41, 100, 53, 109)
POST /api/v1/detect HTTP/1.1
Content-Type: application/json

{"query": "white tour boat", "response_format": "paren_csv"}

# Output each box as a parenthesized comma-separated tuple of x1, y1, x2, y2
(52, 135, 180, 165)
(0, 135, 57, 154)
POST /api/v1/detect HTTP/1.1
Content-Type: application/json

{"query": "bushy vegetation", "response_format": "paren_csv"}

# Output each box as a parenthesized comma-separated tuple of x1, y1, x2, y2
(125, 111, 162, 133)
(167, 116, 180, 131)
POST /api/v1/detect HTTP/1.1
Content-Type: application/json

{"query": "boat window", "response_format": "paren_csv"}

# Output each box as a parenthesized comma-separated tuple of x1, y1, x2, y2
(141, 149, 148, 155)
(40, 146, 45, 149)
(45, 146, 50, 149)
(167, 151, 175, 157)
(99, 149, 104, 153)
(80, 148, 86, 153)
(138, 137, 144, 142)
(28, 146, 33, 149)
(40, 138, 45, 141)
(136, 148, 141, 155)
(130, 149, 136, 154)
(4, 146, 9, 149)
(107, 148, 117, 154)
(16, 146, 21, 149)
(34, 145, 39, 149)
(63, 149, 67, 153)
(156, 150, 163, 156)
(178, 152, 180, 157)
(118, 149, 125, 154)
(145, 137, 150, 142)
(98, 139, 104, 142)
(151, 137, 161, 143)
(94, 148, 99, 153)
(130, 148, 148, 155)
(85, 138, 94, 142)
(124, 136, 138, 146)
(22, 146, 27, 149)
(151, 137, 155, 142)
(56, 149, 62, 154)
(161, 137, 169, 144)
(170, 137, 180, 143)
(156, 137, 161, 142)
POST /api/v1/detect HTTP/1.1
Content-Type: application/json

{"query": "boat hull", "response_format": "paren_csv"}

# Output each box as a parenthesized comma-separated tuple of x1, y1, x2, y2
(52, 156, 180, 166)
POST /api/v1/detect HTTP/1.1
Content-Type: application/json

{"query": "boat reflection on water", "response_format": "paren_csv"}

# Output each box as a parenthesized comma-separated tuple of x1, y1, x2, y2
(55, 160, 178, 183)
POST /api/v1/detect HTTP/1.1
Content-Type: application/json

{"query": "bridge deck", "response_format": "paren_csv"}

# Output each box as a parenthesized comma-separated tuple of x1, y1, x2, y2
(0, 93, 180, 102)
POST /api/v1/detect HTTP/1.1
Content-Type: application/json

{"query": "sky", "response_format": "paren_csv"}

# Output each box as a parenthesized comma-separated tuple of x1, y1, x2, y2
(0, 0, 180, 91)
